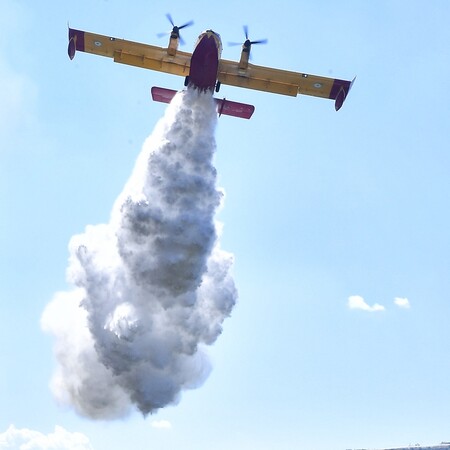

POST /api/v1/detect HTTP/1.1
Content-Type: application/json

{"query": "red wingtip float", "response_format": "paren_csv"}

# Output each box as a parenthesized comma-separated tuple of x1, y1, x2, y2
(68, 18, 354, 118)
(334, 76, 356, 111)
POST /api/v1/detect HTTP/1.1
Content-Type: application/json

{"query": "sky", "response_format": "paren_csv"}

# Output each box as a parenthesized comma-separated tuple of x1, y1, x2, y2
(1, 0, 450, 449)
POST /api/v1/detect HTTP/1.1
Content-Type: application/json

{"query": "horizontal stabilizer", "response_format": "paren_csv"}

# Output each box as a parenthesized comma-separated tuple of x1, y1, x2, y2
(215, 97, 255, 119)
(151, 87, 255, 119)
(151, 86, 178, 104)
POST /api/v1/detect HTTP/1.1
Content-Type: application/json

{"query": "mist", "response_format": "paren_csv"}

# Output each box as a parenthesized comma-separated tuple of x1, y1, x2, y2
(41, 88, 237, 419)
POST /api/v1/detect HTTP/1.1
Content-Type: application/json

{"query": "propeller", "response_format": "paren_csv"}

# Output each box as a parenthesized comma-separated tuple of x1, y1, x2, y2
(228, 25, 268, 52)
(157, 14, 194, 45)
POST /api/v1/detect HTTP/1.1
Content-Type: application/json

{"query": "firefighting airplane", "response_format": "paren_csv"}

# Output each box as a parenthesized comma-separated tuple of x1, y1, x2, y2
(68, 16, 354, 119)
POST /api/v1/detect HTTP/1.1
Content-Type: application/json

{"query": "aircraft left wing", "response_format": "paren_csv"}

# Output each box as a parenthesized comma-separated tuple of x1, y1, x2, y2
(68, 28, 192, 77)
(218, 59, 354, 111)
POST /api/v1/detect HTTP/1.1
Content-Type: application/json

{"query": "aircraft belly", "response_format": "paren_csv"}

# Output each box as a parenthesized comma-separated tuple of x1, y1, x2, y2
(189, 35, 219, 91)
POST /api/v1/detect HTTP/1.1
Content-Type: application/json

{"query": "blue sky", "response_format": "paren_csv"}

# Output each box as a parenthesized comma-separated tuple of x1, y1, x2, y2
(1, 1, 450, 449)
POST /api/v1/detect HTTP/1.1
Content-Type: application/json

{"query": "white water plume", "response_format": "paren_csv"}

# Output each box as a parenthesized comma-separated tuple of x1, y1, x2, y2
(41, 89, 237, 419)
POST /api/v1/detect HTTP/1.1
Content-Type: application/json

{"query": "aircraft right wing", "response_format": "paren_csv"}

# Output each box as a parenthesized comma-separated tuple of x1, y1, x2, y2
(218, 59, 354, 111)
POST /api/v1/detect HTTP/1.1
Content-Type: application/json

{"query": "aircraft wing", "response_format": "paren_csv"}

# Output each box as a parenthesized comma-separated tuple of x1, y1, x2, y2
(68, 28, 191, 77)
(218, 59, 354, 111)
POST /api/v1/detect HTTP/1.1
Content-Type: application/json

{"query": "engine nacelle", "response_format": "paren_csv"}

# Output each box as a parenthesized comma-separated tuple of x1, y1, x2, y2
(167, 35, 179, 56)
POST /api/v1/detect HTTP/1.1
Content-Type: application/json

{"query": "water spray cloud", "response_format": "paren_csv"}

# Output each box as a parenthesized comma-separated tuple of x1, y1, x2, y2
(41, 89, 237, 419)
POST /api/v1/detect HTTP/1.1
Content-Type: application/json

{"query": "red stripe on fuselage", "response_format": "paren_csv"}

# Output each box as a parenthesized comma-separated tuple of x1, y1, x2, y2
(188, 32, 220, 92)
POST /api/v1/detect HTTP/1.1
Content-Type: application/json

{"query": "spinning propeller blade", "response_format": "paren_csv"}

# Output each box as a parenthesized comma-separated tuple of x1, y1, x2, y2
(157, 14, 194, 45)
(228, 25, 268, 48)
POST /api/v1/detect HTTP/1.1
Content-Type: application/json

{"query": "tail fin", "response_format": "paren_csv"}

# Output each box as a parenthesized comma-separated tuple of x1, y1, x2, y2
(151, 87, 255, 119)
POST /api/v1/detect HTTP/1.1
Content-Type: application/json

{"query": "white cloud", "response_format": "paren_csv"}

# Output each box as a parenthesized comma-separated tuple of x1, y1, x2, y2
(394, 297, 410, 309)
(0, 425, 93, 450)
(151, 420, 172, 430)
(347, 295, 385, 312)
